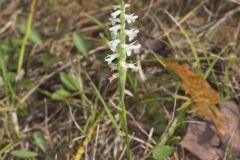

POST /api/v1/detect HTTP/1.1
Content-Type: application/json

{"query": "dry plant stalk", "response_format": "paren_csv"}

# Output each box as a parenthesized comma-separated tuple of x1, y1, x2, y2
(74, 111, 104, 160)
(163, 60, 226, 135)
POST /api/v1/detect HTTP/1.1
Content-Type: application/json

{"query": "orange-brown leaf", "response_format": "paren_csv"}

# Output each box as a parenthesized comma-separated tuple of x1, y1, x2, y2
(163, 60, 226, 134)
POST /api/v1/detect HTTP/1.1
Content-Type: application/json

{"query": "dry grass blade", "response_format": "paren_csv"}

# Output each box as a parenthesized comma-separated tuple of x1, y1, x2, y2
(156, 0, 208, 40)
(74, 111, 104, 160)
(163, 59, 226, 135)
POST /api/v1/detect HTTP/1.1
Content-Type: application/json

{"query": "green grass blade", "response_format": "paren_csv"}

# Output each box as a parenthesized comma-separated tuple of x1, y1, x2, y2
(17, 0, 37, 76)
(91, 82, 119, 131)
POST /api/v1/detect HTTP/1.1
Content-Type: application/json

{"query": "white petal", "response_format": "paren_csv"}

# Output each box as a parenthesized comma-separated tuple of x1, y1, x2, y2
(126, 63, 139, 71)
(122, 41, 141, 56)
(133, 42, 141, 54)
(111, 10, 121, 18)
(105, 53, 119, 64)
(125, 29, 139, 41)
(109, 17, 120, 25)
(126, 50, 132, 56)
(119, 61, 139, 71)
(124, 14, 138, 24)
(109, 25, 121, 37)
(122, 44, 132, 56)
(111, 33, 119, 39)
(108, 39, 120, 52)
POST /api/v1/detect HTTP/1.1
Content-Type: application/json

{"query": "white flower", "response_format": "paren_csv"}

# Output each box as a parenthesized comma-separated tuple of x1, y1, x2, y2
(120, 61, 139, 71)
(105, 53, 119, 64)
(108, 39, 120, 52)
(106, 3, 141, 72)
(122, 41, 141, 56)
(126, 63, 139, 71)
(109, 25, 121, 37)
(111, 10, 121, 18)
(124, 14, 138, 24)
(125, 29, 139, 41)
(113, 4, 130, 10)
(109, 17, 120, 25)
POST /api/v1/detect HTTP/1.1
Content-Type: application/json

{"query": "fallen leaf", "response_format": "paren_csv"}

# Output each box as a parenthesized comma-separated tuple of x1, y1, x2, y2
(218, 101, 240, 155)
(163, 60, 226, 134)
(180, 120, 222, 160)
(181, 101, 240, 160)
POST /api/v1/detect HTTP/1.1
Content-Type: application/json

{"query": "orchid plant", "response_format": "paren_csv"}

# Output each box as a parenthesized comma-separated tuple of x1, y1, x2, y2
(105, 1, 141, 159)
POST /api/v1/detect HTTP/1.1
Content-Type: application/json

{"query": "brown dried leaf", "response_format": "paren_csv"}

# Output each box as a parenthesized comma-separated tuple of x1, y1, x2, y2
(180, 120, 223, 160)
(219, 101, 240, 155)
(181, 101, 240, 160)
(163, 60, 226, 134)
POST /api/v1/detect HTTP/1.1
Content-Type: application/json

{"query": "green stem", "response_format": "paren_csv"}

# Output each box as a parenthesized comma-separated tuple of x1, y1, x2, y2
(118, 1, 132, 159)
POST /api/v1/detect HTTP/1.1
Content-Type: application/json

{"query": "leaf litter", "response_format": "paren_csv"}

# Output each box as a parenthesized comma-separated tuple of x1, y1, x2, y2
(163, 60, 240, 159)
(181, 101, 240, 160)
